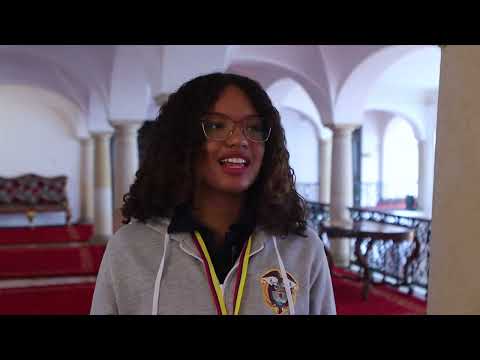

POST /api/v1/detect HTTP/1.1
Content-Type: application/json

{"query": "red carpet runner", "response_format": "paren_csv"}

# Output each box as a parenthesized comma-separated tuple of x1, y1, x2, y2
(332, 269, 427, 315)
(0, 283, 96, 315)
(0, 224, 93, 245)
(0, 223, 102, 315)
(0, 224, 427, 315)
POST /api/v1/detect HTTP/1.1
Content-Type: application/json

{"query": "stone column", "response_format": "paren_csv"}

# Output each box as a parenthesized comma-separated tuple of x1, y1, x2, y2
(318, 137, 332, 204)
(428, 45, 480, 314)
(378, 140, 384, 204)
(112, 121, 143, 232)
(79, 137, 94, 223)
(426, 139, 435, 217)
(417, 139, 428, 213)
(422, 91, 439, 218)
(93, 132, 113, 242)
(327, 124, 358, 267)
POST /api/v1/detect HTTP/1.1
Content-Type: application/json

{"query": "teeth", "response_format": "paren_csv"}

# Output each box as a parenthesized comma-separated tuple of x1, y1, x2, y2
(220, 158, 247, 164)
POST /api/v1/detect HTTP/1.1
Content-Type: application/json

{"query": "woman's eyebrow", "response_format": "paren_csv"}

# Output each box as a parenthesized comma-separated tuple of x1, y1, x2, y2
(205, 111, 261, 118)
(205, 111, 228, 116)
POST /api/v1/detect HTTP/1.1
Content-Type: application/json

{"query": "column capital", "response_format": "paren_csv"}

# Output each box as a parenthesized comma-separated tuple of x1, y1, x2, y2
(111, 121, 144, 137)
(92, 131, 113, 141)
(319, 136, 333, 145)
(325, 123, 360, 136)
(79, 136, 93, 145)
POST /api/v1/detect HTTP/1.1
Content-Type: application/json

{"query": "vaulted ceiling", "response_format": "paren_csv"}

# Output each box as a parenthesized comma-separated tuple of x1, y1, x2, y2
(0, 45, 441, 138)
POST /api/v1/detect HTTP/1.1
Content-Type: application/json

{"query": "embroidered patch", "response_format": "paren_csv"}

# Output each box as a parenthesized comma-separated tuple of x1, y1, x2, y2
(260, 269, 298, 314)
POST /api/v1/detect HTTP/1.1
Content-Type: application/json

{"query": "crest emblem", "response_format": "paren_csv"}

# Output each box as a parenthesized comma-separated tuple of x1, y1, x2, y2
(260, 269, 298, 314)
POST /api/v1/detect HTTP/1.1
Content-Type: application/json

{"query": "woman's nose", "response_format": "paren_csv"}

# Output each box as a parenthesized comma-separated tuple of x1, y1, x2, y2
(226, 124, 248, 147)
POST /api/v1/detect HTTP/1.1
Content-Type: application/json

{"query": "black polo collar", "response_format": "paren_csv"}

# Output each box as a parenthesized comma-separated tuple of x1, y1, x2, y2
(168, 202, 256, 240)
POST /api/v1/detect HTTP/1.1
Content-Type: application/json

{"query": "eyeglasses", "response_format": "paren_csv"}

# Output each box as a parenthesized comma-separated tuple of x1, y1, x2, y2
(200, 112, 272, 143)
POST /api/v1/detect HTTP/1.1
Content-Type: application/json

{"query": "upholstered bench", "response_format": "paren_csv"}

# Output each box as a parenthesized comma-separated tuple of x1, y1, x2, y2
(0, 174, 71, 225)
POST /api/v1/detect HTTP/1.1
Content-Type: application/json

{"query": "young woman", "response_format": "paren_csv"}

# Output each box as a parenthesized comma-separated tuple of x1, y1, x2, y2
(90, 73, 336, 315)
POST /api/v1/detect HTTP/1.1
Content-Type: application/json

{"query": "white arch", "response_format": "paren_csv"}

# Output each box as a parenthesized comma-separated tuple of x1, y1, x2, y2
(268, 78, 321, 121)
(226, 59, 334, 126)
(267, 78, 332, 141)
(335, 45, 435, 125)
(0, 49, 92, 114)
(279, 105, 320, 139)
(365, 106, 426, 141)
(0, 84, 88, 139)
(225, 45, 330, 97)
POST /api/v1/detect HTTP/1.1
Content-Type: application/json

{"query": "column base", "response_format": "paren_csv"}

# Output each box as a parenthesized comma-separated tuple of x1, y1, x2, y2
(78, 217, 94, 225)
(331, 237, 352, 268)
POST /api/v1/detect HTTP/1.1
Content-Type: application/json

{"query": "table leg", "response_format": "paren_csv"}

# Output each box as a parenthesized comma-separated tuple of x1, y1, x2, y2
(355, 237, 372, 300)
(403, 235, 421, 293)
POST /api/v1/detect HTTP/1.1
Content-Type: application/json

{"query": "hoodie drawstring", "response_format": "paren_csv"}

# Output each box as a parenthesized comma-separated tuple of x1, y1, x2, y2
(272, 236, 295, 315)
(150, 226, 294, 315)
(152, 232, 170, 315)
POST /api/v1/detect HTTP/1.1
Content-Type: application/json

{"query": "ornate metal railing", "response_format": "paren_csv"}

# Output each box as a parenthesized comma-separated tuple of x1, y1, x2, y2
(306, 202, 432, 294)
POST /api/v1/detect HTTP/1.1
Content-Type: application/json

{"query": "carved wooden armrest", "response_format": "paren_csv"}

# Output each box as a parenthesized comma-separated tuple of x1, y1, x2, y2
(26, 209, 36, 224)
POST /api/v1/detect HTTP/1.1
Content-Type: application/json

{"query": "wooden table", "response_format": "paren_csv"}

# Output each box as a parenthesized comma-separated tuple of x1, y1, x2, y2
(319, 220, 418, 299)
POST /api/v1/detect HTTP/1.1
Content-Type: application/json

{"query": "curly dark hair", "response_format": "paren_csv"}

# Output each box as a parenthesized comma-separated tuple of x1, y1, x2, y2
(122, 72, 307, 236)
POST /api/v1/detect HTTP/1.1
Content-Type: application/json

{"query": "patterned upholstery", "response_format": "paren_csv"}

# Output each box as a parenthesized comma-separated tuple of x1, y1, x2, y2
(0, 174, 70, 224)
(0, 175, 67, 205)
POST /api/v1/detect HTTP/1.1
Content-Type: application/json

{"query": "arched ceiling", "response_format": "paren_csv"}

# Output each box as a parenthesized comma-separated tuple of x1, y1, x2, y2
(365, 46, 441, 140)
(267, 78, 331, 139)
(375, 46, 441, 93)
(0, 84, 88, 139)
(227, 58, 333, 125)
(0, 45, 441, 136)
(0, 49, 90, 113)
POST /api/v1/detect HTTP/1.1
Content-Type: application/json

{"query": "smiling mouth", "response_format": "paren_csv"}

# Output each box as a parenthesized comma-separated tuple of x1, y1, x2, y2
(218, 157, 250, 168)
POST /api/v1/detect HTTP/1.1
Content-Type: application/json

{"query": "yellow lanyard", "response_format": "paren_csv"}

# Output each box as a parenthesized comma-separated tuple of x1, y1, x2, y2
(193, 230, 252, 315)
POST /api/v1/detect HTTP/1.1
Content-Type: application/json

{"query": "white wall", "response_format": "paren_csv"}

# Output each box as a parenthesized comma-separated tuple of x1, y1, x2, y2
(361, 117, 383, 206)
(279, 107, 319, 201)
(0, 94, 81, 227)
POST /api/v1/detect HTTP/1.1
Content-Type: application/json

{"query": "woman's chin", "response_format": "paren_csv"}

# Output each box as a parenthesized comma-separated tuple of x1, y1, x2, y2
(221, 185, 250, 195)
(215, 181, 252, 195)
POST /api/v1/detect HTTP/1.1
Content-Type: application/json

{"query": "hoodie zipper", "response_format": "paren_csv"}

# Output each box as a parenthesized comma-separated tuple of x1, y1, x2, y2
(177, 232, 266, 313)
(223, 242, 265, 286)
(222, 241, 265, 314)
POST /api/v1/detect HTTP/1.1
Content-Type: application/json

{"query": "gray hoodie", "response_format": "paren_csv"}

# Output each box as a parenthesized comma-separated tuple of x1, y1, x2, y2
(90, 218, 336, 315)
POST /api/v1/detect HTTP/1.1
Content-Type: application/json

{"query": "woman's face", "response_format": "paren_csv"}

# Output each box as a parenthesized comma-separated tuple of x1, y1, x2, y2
(195, 85, 266, 196)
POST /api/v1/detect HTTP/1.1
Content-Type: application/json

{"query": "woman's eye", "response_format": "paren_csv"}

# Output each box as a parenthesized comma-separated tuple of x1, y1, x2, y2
(207, 122, 224, 129)
(247, 125, 263, 132)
